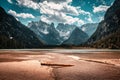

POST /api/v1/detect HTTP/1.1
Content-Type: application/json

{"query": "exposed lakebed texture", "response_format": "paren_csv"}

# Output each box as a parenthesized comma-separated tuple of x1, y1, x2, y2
(0, 49, 120, 80)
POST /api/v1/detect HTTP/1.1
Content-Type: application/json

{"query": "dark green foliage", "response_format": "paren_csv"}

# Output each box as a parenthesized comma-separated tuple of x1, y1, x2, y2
(86, 0, 120, 49)
(89, 30, 120, 49)
(0, 35, 25, 49)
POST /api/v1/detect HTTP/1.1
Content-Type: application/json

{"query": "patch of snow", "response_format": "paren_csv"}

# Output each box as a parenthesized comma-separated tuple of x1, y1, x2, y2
(81, 27, 86, 31)
(10, 37, 13, 39)
(58, 30, 70, 39)
(40, 28, 49, 34)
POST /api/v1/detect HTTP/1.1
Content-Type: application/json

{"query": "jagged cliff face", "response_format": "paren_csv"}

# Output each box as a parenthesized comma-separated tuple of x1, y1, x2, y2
(56, 23, 76, 40)
(28, 21, 62, 45)
(0, 7, 44, 48)
(63, 27, 89, 45)
(87, 0, 120, 48)
(28, 21, 91, 45)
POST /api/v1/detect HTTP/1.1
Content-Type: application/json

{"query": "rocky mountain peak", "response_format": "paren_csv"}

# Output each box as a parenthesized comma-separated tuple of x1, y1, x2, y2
(63, 27, 89, 45)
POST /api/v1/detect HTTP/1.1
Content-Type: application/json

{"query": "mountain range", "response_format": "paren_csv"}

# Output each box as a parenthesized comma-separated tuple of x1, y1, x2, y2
(0, 0, 119, 49)
(28, 21, 62, 45)
(28, 20, 94, 45)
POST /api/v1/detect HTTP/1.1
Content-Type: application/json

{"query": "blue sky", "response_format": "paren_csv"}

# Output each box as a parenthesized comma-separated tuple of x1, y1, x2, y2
(0, 0, 115, 26)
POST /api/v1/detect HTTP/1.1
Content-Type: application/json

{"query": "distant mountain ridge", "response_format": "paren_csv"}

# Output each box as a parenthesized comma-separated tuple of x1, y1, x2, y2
(28, 21, 91, 45)
(56, 23, 76, 40)
(80, 23, 98, 37)
(28, 21, 62, 45)
(0, 7, 44, 48)
(63, 27, 89, 45)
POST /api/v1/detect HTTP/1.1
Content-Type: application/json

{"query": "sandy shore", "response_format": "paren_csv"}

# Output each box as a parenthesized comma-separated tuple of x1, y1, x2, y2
(0, 49, 120, 80)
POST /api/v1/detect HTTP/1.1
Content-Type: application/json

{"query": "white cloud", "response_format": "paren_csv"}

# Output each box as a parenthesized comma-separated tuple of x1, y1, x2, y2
(17, 0, 39, 10)
(39, 1, 79, 16)
(40, 0, 72, 4)
(16, 0, 92, 25)
(8, 10, 35, 19)
(7, 0, 12, 4)
(62, 4, 79, 16)
(39, 1, 86, 26)
(77, 7, 93, 23)
(77, 7, 90, 15)
(93, 5, 110, 13)
(40, 12, 85, 25)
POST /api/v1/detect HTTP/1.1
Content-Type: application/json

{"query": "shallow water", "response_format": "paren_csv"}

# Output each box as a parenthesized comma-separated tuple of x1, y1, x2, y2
(0, 49, 120, 53)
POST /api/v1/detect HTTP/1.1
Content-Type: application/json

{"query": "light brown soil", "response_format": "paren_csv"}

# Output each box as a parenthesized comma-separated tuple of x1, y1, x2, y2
(0, 50, 120, 80)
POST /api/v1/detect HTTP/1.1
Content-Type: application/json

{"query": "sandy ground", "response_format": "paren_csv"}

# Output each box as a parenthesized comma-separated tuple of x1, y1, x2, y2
(0, 49, 120, 80)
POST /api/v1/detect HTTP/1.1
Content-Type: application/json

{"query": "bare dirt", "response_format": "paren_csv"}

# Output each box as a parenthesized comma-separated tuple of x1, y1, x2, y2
(0, 49, 120, 80)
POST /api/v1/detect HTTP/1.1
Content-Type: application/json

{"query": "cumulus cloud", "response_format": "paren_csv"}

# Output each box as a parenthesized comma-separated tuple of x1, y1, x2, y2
(39, 1, 87, 25)
(77, 7, 93, 22)
(17, 0, 39, 10)
(40, 12, 84, 25)
(40, 0, 72, 4)
(7, 0, 12, 4)
(39, 1, 80, 15)
(93, 5, 110, 13)
(16, 0, 92, 25)
(8, 9, 35, 19)
(77, 7, 90, 15)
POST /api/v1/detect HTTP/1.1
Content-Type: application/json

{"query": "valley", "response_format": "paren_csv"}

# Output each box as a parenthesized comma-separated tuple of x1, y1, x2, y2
(0, 49, 120, 80)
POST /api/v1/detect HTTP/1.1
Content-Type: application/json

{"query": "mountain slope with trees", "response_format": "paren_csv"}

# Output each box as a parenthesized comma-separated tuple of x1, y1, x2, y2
(0, 7, 44, 48)
(87, 0, 120, 49)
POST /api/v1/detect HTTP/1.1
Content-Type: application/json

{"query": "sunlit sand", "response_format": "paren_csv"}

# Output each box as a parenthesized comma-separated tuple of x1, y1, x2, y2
(0, 49, 120, 80)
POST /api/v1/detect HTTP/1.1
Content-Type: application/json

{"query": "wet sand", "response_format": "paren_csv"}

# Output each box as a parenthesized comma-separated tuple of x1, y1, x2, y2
(0, 49, 120, 80)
